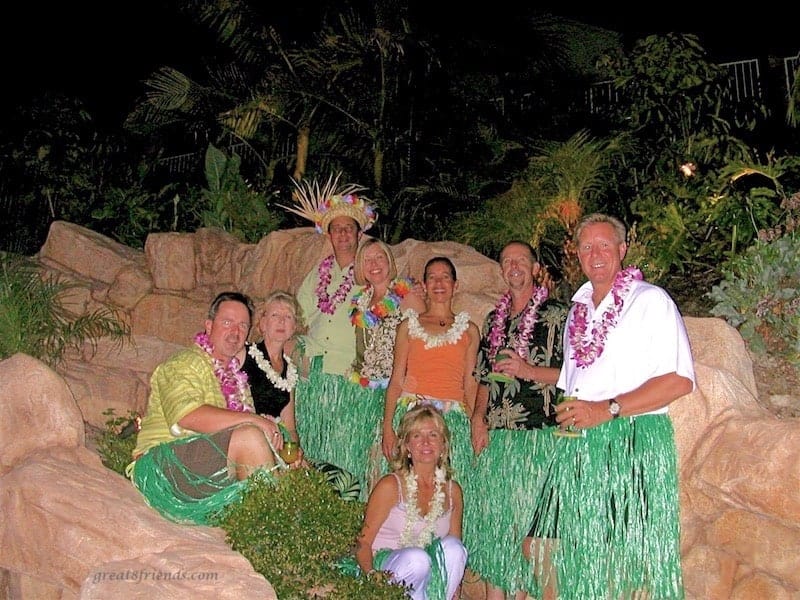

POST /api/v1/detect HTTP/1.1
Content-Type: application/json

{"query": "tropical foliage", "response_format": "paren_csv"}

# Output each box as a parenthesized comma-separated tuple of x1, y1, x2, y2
(95, 408, 140, 474)
(215, 468, 406, 599)
(0, 253, 129, 366)
(0, 3, 798, 350)
(708, 192, 800, 363)
(198, 144, 284, 242)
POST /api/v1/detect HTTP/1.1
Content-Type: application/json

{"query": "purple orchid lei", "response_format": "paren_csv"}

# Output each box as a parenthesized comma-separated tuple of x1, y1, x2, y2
(194, 332, 251, 412)
(488, 286, 548, 361)
(316, 255, 355, 314)
(568, 265, 643, 368)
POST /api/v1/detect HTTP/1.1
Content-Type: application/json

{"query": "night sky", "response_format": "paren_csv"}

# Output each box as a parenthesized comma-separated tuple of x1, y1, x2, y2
(2, 3, 797, 127)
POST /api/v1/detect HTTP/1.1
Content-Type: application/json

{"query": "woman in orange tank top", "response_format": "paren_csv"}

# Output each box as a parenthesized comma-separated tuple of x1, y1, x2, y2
(380, 256, 480, 490)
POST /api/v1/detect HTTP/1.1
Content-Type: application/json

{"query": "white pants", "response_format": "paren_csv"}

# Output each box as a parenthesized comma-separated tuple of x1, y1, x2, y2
(380, 535, 467, 600)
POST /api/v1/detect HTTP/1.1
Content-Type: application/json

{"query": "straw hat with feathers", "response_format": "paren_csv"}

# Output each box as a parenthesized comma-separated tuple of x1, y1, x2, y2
(279, 173, 378, 234)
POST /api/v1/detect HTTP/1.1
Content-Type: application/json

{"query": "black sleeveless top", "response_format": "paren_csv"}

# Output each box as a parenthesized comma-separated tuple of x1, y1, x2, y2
(240, 341, 291, 418)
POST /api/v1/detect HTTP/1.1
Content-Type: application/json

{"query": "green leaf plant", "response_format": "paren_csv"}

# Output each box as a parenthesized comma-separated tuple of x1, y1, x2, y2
(708, 191, 800, 365)
(0, 253, 129, 366)
(214, 468, 407, 599)
(198, 143, 283, 243)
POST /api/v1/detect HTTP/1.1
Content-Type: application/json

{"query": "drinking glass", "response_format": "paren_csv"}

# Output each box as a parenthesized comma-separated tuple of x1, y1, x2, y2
(278, 441, 300, 463)
(552, 395, 583, 438)
(487, 348, 515, 384)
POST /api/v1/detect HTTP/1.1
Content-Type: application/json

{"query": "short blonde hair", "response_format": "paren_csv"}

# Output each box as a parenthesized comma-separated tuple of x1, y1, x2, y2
(574, 213, 627, 245)
(354, 238, 398, 286)
(260, 290, 306, 335)
(390, 404, 453, 479)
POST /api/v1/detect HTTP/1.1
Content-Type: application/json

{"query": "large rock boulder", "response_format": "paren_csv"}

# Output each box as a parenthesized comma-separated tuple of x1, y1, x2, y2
(0, 353, 276, 600)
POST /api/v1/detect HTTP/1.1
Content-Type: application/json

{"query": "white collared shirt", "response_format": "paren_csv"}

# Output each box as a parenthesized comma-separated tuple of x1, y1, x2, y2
(557, 278, 696, 415)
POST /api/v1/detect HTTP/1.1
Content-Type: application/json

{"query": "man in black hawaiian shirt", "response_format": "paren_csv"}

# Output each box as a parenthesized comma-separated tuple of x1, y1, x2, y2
(464, 241, 567, 600)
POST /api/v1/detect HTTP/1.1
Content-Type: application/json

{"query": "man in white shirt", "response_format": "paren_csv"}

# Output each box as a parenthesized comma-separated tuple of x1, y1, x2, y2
(525, 213, 695, 600)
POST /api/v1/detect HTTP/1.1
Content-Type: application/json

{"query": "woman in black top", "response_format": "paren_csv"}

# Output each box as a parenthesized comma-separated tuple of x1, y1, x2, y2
(239, 290, 304, 465)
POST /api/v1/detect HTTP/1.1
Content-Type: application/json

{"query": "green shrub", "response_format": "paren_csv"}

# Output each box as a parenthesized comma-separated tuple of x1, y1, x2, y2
(708, 234, 800, 363)
(94, 408, 140, 474)
(213, 468, 406, 599)
(199, 144, 283, 243)
(0, 253, 129, 365)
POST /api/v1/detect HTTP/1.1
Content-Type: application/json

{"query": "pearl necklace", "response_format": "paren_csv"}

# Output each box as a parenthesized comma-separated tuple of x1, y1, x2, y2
(399, 467, 447, 548)
(247, 343, 298, 392)
(315, 255, 355, 314)
(569, 265, 643, 368)
(406, 309, 470, 349)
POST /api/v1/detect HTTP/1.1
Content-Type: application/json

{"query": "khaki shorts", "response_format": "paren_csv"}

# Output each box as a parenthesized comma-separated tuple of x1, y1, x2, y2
(168, 427, 234, 499)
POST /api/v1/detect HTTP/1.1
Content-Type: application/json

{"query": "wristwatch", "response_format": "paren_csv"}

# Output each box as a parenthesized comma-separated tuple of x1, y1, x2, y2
(608, 398, 621, 419)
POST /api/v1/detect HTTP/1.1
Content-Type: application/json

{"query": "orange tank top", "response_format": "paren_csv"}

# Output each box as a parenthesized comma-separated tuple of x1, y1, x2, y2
(403, 332, 469, 401)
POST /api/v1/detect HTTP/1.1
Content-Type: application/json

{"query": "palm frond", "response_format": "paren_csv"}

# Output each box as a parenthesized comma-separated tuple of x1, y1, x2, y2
(308, 460, 363, 502)
(0, 254, 130, 366)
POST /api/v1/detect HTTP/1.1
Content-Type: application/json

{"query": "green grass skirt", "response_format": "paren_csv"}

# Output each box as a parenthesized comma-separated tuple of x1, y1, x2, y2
(462, 428, 554, 594)
(295, 356, 383, 501)
(528, 415, 684, 599)
(130, 434, 249, 525)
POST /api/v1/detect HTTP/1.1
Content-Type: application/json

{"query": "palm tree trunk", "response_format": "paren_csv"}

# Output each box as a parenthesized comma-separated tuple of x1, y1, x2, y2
(294, 126, 311, 181)
(372, 143, 384, 191)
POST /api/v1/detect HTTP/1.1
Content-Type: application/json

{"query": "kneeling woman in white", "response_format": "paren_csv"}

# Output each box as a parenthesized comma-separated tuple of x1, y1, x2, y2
(356, 404, 467, 600)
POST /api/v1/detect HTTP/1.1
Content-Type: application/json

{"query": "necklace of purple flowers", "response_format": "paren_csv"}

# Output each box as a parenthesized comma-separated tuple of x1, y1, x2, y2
(488, 286, 548, 361)
(569, 265, 643, 368)
(316, 255, 355, 314)
(194, 332, 252, 412)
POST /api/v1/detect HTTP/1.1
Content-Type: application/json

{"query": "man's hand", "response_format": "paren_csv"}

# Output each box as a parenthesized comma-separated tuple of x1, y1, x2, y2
(471, 415, 489, 455)
(493, 350, 526, 380)
(255, 415, 284, 452)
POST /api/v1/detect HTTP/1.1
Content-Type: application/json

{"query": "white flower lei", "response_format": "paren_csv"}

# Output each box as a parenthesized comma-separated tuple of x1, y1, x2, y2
(406, 310, 470, 349)
(247, 343, 298, 392)
(399, 467, 447, 548)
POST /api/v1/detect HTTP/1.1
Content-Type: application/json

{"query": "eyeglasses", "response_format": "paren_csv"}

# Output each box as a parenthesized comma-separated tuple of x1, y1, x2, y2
(330, 225, 357, 235)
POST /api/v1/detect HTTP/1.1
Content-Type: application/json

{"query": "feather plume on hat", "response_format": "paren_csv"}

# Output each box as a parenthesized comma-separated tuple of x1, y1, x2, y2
(278, 173, 378, 234)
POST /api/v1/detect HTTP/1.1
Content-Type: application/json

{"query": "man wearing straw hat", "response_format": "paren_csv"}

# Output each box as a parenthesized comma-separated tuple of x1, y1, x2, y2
(280, 174, 378, 495)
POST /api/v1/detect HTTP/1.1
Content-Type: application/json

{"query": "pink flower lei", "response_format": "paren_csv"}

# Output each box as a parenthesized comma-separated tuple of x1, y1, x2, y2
(569, 265, 643, 368)
(488, 286, 549, 361)
(194, 332, 251, 412)
(316, 255, 355, 314)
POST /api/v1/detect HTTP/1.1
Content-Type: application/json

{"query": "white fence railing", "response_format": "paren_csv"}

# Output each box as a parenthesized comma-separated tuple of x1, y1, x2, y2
(586, 80, 617, 115)
(584, 55, 796, 115)
(785, 53, 800, 97)
(719, 58, 761, 102)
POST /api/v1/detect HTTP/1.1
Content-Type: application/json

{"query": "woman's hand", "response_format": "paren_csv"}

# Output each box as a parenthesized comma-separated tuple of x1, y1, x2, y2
(286, 446, 306, 469)
(382, 427, 398, 461)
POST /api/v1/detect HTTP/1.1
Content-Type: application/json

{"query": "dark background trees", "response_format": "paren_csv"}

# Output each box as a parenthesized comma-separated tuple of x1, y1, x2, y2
(1, 0, 798, 312)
